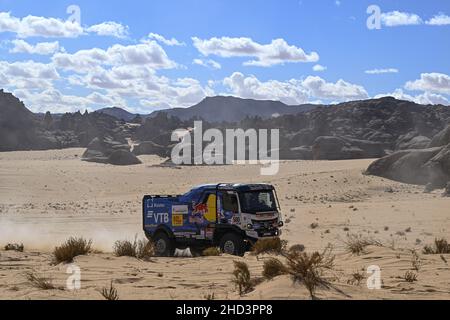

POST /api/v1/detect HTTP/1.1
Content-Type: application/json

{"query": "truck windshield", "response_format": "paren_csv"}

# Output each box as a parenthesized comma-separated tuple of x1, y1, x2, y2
(239, 190, 277, 213)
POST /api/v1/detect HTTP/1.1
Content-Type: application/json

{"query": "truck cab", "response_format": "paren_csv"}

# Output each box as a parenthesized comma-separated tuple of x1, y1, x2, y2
(143, 183, 284, 256)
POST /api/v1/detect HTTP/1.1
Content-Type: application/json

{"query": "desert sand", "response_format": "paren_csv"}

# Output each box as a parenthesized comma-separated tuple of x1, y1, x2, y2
(0, 148, 449, 300)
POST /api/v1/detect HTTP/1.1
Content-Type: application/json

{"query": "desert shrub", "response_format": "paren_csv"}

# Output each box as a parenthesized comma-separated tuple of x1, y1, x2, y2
(284, 245, 335, 299)
(289, 244, 306, 253)
(53, 237, 92, 264)
(411, 250, 422, 271)
(232, 261, 253, 295)
(423, 238, 450, 254)
(348, 271, 365, 286)
(202, 247, 221, 256)
(100, 281, 119, 300)
(262, 258, 287, 280)
(136, 239, 154, 260)
(25, 271, 57, 290)
(344, 234, 381, 255)
(4, 243, 24, 252)
(251, 238, 287, 255)
(204, 292, 215, 300)
(310, 223, 319, 229)
(113, 238, 154, 260)
(403, 271, 418, 282)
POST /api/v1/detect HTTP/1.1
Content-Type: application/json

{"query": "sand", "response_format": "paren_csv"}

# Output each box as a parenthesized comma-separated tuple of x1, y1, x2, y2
(0, 148, 449, 300)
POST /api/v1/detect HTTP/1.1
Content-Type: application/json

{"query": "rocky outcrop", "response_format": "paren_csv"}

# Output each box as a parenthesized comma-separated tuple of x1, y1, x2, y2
(132, 141, 171, 158)
(312, 136, 386, 160)
(82, 137, 141, 166)
(396, 132, 431, 150)
(428, 125, 450, 148)
(108, 150, 142, 166)
(366, 125, 450, 187)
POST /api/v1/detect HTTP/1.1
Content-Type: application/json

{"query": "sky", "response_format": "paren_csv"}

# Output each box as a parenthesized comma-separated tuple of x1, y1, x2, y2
(0, 0, 449, 113)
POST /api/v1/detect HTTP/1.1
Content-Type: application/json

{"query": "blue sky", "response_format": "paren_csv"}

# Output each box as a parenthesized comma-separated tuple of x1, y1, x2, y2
(0, 0, 449, 113)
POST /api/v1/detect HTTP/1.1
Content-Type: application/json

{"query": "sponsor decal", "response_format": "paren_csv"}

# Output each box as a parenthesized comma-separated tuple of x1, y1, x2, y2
(172, 205, 189, 215)
(172, 214, 184, 227)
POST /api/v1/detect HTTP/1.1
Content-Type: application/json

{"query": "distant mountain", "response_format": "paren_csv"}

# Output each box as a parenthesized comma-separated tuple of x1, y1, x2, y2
(149, 96, 319, 123)
(96, 107, 137, 122)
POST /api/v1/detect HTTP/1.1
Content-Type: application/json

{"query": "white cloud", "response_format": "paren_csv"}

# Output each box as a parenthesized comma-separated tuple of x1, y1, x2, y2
(0, 11, 84, 38)
(222, 72, 367, 104)
(365, 68, 399, 74)
(147, 33, 185, 46)
(381, 11, 422, 27)
(193, 58, 221, 69)
(0, 11, 129, 39)
(426, 14, 450, 26)
(374, 89, 449, 106)
(192, 36, 319, 67)
(86, 21, 129, 38)
(302, 76, 368, 101)
(405, 72, 450, 95)
(313, 64, 327, 72)
(9, 39, 60, 55)
(0, 60, 59, 89)
(52, 42, 176, 73)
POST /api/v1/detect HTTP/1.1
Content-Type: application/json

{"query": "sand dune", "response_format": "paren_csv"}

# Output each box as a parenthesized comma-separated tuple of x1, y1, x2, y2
(0, 148, 449, 300)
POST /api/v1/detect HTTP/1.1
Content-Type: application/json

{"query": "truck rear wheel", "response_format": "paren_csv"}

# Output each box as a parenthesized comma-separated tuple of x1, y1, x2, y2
(219, 233, 246, 257)
(153, 232, 175, 257)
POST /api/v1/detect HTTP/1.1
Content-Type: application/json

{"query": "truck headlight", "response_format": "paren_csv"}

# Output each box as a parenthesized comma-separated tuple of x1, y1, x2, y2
(246, 224, 253, 230)
(278, 221, 284, 227)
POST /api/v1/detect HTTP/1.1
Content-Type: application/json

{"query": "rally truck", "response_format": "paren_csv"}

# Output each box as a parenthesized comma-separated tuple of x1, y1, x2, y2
(143, 183, 284, 257)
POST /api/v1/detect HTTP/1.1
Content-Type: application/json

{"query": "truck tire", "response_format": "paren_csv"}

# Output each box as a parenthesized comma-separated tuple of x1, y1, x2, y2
(153, 232, 176, 257)
(219, 233, 246, 257)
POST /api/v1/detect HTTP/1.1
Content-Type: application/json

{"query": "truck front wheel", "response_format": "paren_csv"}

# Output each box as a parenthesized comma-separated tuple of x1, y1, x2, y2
(153, 232, 176, 257)
(219, 233, 246, 257)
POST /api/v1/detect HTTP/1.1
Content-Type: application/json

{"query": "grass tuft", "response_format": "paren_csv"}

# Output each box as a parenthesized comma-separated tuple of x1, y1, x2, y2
(53, 237, 92, 264)
(113, 237, 154, 260)
(25, 271, 58, 290)
(344, 234, 381, 255)
(284, 245, 335, 299)
(403, 271, 418, 283)
(4, 243, 24, 252)
(262, 258, 287, 280)
(423, 238, 450, 254)
(251, 238, 287, 255)
(202, 247, 221, 256)
(100, 281, 119, 300)
(232, 261, 253, 296)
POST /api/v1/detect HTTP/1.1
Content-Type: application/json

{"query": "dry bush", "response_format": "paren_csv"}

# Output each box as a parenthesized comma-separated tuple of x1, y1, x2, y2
(204, 292, 215, 300)
(289, 244, 306, 253)
(403, 271, 418, 283)
(411, 250, 422, 271)
(202, 247, 221, 256)
(283, 245, 335, 299)
(262, 258, 287, 280)
(348, 271, 365, 286)
(310, 223, 319, 229)
(113, 238, 154, 260)
(423, 238, 450, 254)
(136, 239, 154, 260)
(4, 243, 24, 252)
(344, 234, 381, 255)
(100, 281, 119, 300)
(25, 271, 58, 290)
(251, 238, 287, 255)
(232, 261, 253, 296)
(53, 237, 92, 264)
